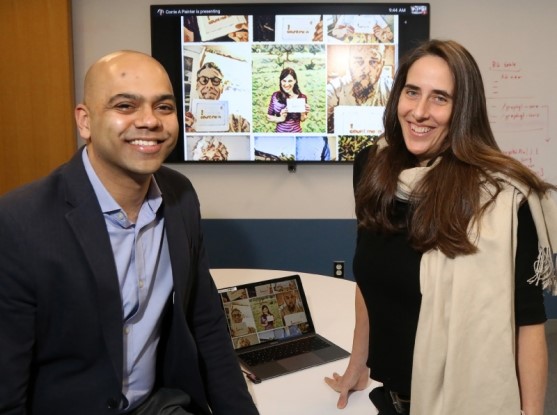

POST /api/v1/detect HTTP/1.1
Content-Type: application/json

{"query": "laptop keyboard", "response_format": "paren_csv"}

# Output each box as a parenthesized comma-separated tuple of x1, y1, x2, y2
(239, 336, 330, 366)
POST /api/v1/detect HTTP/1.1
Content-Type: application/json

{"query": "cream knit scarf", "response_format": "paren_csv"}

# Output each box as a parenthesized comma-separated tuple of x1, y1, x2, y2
(393, 161, 557, 415)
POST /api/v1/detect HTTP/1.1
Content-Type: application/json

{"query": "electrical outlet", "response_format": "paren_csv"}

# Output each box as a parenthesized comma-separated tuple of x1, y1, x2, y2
(333, 261, 345, 278)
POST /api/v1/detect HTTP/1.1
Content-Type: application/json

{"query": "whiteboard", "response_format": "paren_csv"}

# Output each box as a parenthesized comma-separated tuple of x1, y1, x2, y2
(430, 0, 557, 184)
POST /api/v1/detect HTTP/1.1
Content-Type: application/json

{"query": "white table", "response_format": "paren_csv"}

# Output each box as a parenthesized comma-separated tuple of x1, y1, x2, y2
(211, 269, 380, 415)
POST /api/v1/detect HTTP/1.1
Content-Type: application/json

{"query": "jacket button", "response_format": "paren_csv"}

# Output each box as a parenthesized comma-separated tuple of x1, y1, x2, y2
(107, 394, 128, 410)
(106, 397, 120, 409)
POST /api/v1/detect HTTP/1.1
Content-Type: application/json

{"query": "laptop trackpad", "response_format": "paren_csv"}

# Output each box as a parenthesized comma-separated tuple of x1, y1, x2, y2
(252, 361, 287, 379)
(280, 352, 323, 370)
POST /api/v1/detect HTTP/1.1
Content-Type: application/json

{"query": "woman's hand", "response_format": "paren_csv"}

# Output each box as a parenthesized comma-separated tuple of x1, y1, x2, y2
(325, 286, 371, 409)
(301, 104, 310, 122)
(324, 365, 370, 409)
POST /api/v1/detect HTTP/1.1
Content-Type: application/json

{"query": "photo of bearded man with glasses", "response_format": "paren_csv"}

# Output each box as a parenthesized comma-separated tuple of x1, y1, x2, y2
(185, 62, 251, 132)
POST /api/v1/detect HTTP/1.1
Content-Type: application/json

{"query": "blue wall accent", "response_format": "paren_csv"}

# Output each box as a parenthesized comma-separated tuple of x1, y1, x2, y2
(202, 219, 357, 280)
(202, 219, 557, 318)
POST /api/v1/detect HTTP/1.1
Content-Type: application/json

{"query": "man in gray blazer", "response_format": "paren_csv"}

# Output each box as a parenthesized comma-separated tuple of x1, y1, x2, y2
(0, 51, 258, 415)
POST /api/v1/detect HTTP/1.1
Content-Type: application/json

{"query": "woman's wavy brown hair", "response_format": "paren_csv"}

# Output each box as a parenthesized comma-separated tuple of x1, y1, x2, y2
(355, 39, 554, 258)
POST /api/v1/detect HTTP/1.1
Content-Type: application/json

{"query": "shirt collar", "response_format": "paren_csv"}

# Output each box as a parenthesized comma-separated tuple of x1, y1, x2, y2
(82, 147, 163, 216)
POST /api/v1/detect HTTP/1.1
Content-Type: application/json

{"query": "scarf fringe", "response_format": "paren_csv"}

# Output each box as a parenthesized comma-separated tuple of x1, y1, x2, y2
(529, 246, 557, 295)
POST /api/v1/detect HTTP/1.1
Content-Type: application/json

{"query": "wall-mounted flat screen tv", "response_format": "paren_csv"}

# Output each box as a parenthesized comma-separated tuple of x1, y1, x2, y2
(150, 3, 430, 163)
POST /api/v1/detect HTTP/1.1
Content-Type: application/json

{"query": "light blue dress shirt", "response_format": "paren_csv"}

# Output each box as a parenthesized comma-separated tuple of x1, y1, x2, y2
(82, 150, 173, 410)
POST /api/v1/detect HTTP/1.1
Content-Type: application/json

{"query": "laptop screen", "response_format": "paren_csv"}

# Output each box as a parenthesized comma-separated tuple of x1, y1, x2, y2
(217, 275, 316, 350)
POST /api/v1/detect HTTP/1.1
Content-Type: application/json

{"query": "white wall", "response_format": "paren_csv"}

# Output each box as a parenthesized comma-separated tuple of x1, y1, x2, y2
(72, 0, 557, 219)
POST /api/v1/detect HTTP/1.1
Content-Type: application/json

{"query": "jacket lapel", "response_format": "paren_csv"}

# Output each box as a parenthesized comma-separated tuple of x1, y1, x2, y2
(62, 149, 124, 382)
(157, 173, 194, 310)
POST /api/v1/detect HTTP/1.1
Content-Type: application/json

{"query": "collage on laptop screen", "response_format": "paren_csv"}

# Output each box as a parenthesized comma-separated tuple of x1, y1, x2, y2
(219, 277, 310, 349)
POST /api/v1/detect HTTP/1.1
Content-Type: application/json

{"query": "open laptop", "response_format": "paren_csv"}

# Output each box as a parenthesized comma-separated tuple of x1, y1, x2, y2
(217, 274, 350, 381)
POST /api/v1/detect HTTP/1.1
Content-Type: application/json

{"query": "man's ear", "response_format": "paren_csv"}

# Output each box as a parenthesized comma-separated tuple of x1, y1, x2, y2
(75, 104, 92, 142)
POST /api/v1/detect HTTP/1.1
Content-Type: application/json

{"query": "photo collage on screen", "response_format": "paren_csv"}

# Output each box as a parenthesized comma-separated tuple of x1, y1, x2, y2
(181, 13, 400, 162)
(219, 278, 310, 349)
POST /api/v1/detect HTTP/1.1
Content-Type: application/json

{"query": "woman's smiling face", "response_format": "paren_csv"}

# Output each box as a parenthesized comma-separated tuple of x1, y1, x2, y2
(397, 55, 454, 165)
(280, 74, 297, 95)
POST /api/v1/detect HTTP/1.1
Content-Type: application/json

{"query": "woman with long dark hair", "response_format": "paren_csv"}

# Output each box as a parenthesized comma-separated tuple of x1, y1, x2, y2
(325, 39, 557, 415)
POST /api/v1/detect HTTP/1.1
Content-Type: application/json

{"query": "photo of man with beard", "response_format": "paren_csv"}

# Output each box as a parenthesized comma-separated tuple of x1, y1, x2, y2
(185, 61, 251, 133)
(326, 44, 394, 133)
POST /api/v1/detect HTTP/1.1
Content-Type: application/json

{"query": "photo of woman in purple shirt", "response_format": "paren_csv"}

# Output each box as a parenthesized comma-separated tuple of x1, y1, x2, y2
(266, 67, 311, 133)
(260, 305, 275, 330)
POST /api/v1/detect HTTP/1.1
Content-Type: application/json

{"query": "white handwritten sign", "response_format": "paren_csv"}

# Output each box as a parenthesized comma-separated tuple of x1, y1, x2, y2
(196, 15, 247, 42)
(275, 15, 320, 42)
(333, 105, 384, 135)
(191, 99, 229, 132)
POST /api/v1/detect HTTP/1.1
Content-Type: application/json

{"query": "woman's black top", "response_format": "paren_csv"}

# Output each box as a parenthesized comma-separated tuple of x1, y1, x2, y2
(352, 146, 547, 395)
